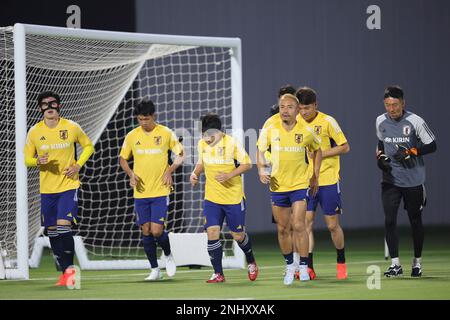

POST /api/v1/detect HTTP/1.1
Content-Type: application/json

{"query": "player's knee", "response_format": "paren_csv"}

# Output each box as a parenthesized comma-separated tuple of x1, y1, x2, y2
(152, 230, 163, 238)
(141, 223, 151, 235)
(326, 220, 339, 233)
(292, 222, 306, 234)
(151, 225, 164, 238)
(277, 224, 290, 237)
(231, 232, 245, 242)
(207, 227, 221, 240)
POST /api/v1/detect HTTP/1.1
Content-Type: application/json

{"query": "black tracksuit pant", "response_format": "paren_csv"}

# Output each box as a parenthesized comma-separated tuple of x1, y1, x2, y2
(382, 183, 426, 259)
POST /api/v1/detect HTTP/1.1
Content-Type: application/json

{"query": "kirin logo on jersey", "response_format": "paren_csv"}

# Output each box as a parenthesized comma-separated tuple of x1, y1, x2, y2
(403, 125, 411, 136)
(154, 136, 162, 145)
(314, 126, 322, 135)
(59, 130, 68, 140)
(295, 134, 303, 144)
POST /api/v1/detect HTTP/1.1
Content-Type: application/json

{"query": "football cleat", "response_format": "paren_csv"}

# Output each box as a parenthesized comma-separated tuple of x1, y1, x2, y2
(145, 268, 163, 281)
(384, 264, 403, 277)
(248, 262, 259, 281)
(411, 265, 422, 277)
(55, 267, 75, 287)
(336, 263, 348, 280)
(206, 273, 225, 283)
(299, 265, 310, 281)
(165, 254, 176, 278)
(308, 267, 317, 280)
(283, 264, 296, 285)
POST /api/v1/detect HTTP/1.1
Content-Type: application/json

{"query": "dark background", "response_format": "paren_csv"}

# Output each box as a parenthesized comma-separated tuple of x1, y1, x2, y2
(2, 0, 449, 232)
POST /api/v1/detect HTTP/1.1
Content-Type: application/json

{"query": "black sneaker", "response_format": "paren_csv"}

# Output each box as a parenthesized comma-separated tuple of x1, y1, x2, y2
(411, 265, 422, 277)
(384, 264, 403, 277)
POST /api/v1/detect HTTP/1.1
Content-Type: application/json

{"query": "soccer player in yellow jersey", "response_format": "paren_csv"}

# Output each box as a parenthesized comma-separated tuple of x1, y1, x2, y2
(24, 91, 94, 286)
(119, 101, 184, 281)
(190, 113, 258, 283)
(296, 87, 350, 280)
(257, 93, 322, 285)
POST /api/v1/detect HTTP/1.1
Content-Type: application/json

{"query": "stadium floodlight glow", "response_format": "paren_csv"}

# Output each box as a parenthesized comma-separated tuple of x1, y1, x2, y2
(0, 23, 244, 279)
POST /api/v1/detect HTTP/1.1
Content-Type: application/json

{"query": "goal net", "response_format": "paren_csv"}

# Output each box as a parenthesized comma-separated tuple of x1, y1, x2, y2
(0, 24, 244, 279)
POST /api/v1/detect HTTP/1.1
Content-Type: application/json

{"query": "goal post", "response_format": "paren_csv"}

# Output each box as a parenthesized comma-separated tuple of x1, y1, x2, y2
(0, 23, 244, 279)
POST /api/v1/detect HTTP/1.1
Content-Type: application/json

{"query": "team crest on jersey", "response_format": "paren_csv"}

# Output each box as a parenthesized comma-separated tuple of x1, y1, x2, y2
(314, 126, 322, 135)
(295, 134, 303, 144)
(217, 147, 225, 157)
(154, 136, 162, 145)
(403, 125, 411, 136)
(59, 130, 68, 140)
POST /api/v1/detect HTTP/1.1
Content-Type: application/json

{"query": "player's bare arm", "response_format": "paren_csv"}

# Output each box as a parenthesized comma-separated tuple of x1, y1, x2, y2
(162, 151, 184, 187)
(256, 150, 271, 184)
(190, 163, 204, 186)
(309, 147, 322, 197)
(321, 142, 350, 158)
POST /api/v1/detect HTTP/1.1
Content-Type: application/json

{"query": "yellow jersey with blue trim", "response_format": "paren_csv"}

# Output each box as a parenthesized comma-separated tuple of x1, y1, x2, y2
(24, 118, 93, 194)
(120, 124, 183, 198)
(257, 117, 321, 192)
(305, 111, 348, 186)
(198, 134, 251, 205)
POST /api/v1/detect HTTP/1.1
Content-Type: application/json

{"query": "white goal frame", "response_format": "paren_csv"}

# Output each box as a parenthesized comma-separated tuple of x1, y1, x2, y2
(8, 23, 244, 280)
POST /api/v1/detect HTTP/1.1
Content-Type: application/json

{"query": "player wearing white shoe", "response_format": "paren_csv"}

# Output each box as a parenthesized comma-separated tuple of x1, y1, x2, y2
(120, 100, 183, 281)
(257, 93, 322, 285)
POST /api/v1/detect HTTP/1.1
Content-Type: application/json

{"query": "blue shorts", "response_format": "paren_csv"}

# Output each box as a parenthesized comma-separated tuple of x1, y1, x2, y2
(271, 189, 308, 207)
(306, 183, 342, 215)
(41, 189, 78, 228)
(134, 196, 169, 226)
(203, 199, 246, 233)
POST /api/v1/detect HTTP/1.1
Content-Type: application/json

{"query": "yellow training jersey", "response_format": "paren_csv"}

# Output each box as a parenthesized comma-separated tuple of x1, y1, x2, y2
(24, 118, 93, 194)
(120, 124, 183, 199)
(257, 117, 321, 192)
(305, 112, 347, 186)
(261, 113, 307, 164)
(198, 134, 251, 205)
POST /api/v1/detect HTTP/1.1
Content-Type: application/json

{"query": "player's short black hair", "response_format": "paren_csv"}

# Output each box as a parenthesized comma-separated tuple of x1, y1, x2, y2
(135, 100, 156, 116)
(384, 86, 404, 100)
(200, 112, 222, 133)
(270, 104, 279, 115)
(296, 87, 317, 105)
(37, 91, 61, 105)
(278, 85, 296, 98)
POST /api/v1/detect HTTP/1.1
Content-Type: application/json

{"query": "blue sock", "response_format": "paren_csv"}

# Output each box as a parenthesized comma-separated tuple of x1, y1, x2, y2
(142, 235, 158, 268)
(283, 252, 294, 265)
(57, 225, 74, 272)
(155, 231, 171, 256)
(48, 228, 63, 273)
(237, 233, 255, 264)
(300, 256, 308, 266)
(208, 240, 223, 275)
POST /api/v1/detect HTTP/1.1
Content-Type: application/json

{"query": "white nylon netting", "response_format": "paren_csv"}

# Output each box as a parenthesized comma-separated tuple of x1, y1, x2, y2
(0, 27, 235, 267)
